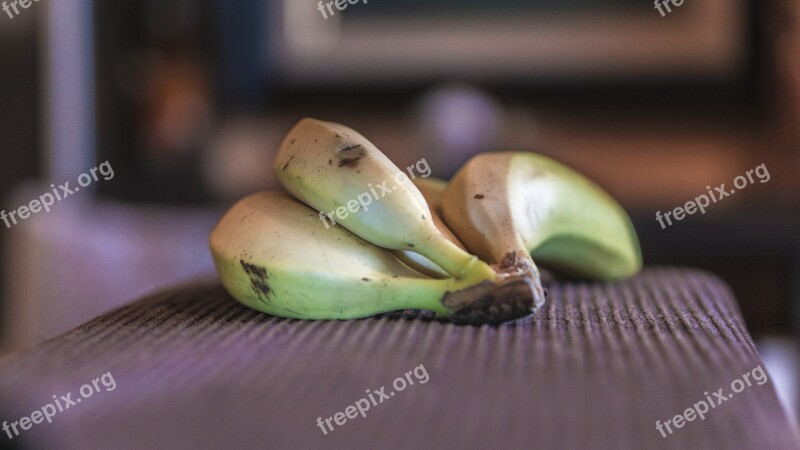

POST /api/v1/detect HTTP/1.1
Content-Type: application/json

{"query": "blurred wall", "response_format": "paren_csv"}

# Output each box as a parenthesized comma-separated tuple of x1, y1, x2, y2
(0, 4, 41, 347)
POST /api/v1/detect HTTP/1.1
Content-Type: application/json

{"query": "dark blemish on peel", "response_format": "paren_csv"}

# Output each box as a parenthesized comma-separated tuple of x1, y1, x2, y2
(339, 157, 363, 167)
(362, 277, 371, 282)
(336, 144, 366, 167)
(328, 159, 333, 165)
(283, 307, 306, 317)
(406, 243, 415, 248)
(290, 138, 296, 145)
(282, 155, 295, 171)
(240, 260, 271, 303)
(474, 194, 484, 199)
(337, 144, 363, 153)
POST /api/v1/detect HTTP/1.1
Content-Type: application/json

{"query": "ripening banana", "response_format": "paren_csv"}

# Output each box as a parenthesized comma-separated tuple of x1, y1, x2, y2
(442, 152, 642, 280)
(209, 191, 537, 324)
(274, 118, 499, 286)
(394, 177, 465, 278)
(413, 177, 457, 241)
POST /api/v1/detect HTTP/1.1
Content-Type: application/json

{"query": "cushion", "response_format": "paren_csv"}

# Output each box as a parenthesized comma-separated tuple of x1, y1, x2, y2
(0, 268, 795, 449)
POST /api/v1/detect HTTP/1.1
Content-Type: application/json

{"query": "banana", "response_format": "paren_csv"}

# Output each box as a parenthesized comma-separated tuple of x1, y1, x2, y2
(273, 118, 498, 285)
(442, 152, 642, 280)
(413, 177, 461, 246)
(394, 178, 465, 278)
(209, 191, 537, 324)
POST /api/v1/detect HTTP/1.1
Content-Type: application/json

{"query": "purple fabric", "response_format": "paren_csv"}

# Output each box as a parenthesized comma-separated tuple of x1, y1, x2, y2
(0, 267, 796, 449)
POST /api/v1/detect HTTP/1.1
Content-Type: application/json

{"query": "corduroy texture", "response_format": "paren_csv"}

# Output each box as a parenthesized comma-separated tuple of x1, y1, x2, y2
(0, 268, 796, 449)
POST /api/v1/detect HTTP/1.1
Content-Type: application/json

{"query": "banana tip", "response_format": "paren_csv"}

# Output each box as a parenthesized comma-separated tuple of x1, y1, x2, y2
(442, 276, 544, 325)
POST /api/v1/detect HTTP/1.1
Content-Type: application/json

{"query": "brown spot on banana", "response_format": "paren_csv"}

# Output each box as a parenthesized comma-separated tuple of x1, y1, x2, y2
(442, 276, 540, 325)
(336, 144, 366, 167)
(282, 155, 295, 171)
(240, 260, 271, 304)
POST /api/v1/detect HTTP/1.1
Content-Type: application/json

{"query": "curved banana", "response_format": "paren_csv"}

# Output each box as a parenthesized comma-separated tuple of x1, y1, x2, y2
(413, 177, 459, 244)
(209, 191, 536, 324)
(273, 118, 496, 285)
(394, 177, 465, 278)
(442, 152, 642, 280)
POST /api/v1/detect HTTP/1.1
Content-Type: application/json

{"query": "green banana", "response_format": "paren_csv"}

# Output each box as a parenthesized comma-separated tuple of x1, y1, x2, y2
(273, 118, 500, 285)
(394, 177, 466, 279)
(413, 177, 452, 225)
(209, 191, 537, 324)
(442, 152, 642, 280)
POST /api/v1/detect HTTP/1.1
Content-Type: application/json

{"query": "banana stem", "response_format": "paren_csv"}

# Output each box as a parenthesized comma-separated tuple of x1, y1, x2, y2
(396, 274, 538, 324)
(421, 238, 497, 282)
(403, 244, 546, 323)
(384, 275, 481, 316)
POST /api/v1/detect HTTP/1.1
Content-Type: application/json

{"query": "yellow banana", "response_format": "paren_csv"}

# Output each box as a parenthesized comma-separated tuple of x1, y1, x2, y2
(394, 177, 465, 278)
(442, 152, 642, 280)
(209, 191, 537, 324)
(273, 118, 497, 285)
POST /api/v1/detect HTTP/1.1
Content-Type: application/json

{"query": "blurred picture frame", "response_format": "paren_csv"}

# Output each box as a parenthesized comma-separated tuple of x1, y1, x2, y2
(270, 0, 749, 86)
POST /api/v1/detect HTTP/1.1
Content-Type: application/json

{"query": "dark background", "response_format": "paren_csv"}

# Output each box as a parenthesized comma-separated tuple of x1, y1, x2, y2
(0, 0, 797, 424)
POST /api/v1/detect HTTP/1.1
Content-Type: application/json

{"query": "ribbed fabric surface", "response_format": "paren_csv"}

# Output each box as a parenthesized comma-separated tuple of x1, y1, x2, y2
(0, 268, 795, 450)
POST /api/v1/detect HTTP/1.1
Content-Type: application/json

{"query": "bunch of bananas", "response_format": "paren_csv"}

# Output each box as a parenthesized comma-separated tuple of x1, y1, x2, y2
(209, 118, 642, 325)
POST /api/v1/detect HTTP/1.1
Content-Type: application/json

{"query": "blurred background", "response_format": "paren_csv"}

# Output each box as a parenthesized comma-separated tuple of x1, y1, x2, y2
(0, 0, 797, 424)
